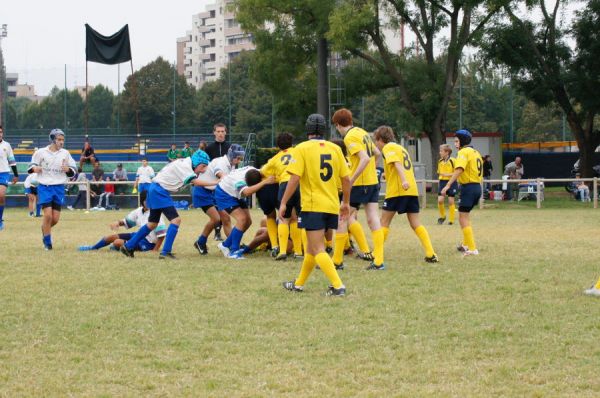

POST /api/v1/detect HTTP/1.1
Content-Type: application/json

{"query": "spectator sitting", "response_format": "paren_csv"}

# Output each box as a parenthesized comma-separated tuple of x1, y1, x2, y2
(167, 143, 180, 162)
(79, 141, 97, 168)
(91, 161, 105, 196)
(181, 141, 193, 158)
(94, 177, 115, 210)
(112, 163, 128, 195)
(483, 155, 493, 192)
(575, 173, 591, 202)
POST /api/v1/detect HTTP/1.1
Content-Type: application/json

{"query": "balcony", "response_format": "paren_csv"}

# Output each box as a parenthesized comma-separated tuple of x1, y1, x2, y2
(224, 42, 255, 54)
(224, 26, 243, 37)
(197, 39, 211, 47)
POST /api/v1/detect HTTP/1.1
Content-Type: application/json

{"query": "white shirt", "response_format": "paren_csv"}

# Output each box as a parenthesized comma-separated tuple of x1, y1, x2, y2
(123, 207, 167, 244)
(152, 157, 196, 192)
(0, 140, 16, 173)
(24, 173, 38, 189)
(76, 172, 89, 191)
(218, 166, 256, 199)
(196, 155, 232, 190)
(29, 146, 77, 185)
(136, 165, 155, 184)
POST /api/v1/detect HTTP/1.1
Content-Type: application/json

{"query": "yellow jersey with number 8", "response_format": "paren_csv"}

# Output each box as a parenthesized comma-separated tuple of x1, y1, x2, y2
(286, 139, 350, 214)
(454, 146, 483, 184)
(382, 142, 418, 198)
(343, 127, 378, 186)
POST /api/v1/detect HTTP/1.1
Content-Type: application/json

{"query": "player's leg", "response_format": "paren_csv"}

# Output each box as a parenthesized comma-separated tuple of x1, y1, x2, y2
(407, 212, 437, 261)
(195, 205, 219, 255)
(289, 211, 303, 257)
(79, 233, 124, 251)
(364, 201, 384, 268)
(458, 184, 480, 255)
(265, 210, 279, 254)
(27, 193, 35, 216)
(276, 216, 291, 260)
(227, 207, 251, 255)
(437, 195, 446, 224)
(0, 184, 7, 229)
(347, 208, 371, 259)
(380, 209, 395, 242)
(332, 217, 348, 269)
(447, 196, 456, 225)
(159, 206, 181, 258)
(218, 211, 232, 236)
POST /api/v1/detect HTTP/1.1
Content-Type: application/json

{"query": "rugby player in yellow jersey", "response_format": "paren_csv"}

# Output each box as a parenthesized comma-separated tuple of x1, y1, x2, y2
(332, 108, 385, 270)
(258, 149, 283, 256)
(373, 126, 438, 265)
(262, 132, 304, 260)
(441, 129, 483, 256)
(280, 114, 351, 296)
(437, 144, 458, 225)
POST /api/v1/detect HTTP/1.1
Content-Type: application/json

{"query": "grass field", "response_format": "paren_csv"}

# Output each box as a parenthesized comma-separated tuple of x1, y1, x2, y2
(1, 203, 600, 396)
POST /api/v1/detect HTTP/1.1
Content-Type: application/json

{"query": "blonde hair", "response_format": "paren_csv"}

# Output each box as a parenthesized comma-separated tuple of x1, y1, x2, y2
(373, 125, 396, 143)
(440, 144, 452, 155)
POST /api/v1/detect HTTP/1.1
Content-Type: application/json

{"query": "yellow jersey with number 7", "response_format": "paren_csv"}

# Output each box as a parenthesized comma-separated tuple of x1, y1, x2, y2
(286, 139, 350, 214)
(382, 142, 418, 198)
(454, 146, 483, 184)
(343, 127, 378, 186)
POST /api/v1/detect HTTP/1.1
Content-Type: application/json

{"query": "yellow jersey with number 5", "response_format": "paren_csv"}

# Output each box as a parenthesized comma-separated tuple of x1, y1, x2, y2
(455, 146, 483, 184)
(343, 126, 378, 186)
(382, 142, 418, 198)
(286, 139, 350, 214)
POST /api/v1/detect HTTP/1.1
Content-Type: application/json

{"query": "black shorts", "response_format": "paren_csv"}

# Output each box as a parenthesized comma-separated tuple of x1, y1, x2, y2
(458, 183, 481, 213)
(298, 211, 339, 231)
(438, 180, 459, 197)
(149, 206, 179, 222)
(350, 184, 380, 209)
(278, 182, 301, 219)
(256, 183, 279, 215)
(382, 196, 420, 214)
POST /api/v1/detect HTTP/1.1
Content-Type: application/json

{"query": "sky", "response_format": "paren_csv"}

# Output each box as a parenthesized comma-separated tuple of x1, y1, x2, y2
(2, 0, 212, 96)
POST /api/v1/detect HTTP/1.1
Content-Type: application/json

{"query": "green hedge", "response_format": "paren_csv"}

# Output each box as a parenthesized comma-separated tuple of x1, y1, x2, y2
(254, 147, 279, 168)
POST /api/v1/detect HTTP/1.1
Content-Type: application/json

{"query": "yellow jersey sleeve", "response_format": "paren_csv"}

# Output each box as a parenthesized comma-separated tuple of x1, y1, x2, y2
(382, 143, 418, 197)
(343, 127, 378, 186)
(455, 147, 483, 184)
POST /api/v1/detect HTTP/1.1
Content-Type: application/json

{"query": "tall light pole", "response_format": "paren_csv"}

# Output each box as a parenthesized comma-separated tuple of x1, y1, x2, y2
(0, 24, 7, 130)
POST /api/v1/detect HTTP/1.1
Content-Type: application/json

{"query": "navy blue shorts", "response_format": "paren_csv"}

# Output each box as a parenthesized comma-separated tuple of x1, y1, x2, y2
(0, 172, 10, 187)
(138, 183, 151, 193)
(382, 196, 420, 214)
(192, 186, 215, 209)
(25, 186, 38, 195)
(298, 211, 338, 231)
(350, 184, 380, 209)
(278, 182, 301, 218)
(215, 185, 248, 214)
(438, 180, 459, 197)
(256, 183, 279, 215)
(147, 183, 174, 210)
(458, 183, 481, 212)
(38, 184, 65, 208)
(118, 233, 155, 251)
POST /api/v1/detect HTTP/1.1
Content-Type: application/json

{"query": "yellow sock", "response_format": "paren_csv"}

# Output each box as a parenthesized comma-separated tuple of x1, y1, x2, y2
(414, 225, 435, 257)
(448, 203, 456, 223)
(438, 202, 446, 218)
(266, 218, 279, 249)
(295, 254, 316, 286)
(277, 223, 290, 255)
(315, 252, 343, 289)
(325, 239, 333, 251)
(372, 228, 385, 265)
(382, 226, 390, 242)
(290, 221, 302, 255)
(462, 226, 476, 251)
(333, 233, 348, 265)
(301, 229, 308, 254)
(595, 277, 600, 289)
(344, 235, 351, 250)
(349, 221, 370, 254)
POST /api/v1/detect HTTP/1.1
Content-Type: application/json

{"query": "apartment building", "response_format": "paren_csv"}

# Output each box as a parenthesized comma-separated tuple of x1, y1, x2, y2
(178, 0, 255, 88)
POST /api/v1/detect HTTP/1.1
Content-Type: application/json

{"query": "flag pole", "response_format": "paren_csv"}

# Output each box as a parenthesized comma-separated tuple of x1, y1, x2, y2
(85, 61, 89, 134)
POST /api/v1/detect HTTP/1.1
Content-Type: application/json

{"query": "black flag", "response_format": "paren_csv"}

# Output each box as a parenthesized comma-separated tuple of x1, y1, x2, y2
(85, 24, 132, 65)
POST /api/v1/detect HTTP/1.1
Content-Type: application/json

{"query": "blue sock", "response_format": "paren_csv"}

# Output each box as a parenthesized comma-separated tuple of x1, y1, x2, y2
(36, 204, 42, 216)
(161, 224, 179, 255)
(197, 235, 208, 245)
(124, 225, 152, 250)
(0, 205, 4, 221)
(43, 234, 52, 247)
(223, 232, 233, 248)
(240, 245, 251, 254)
(92, 238, 109, 250)
(229, 227, 244, 253)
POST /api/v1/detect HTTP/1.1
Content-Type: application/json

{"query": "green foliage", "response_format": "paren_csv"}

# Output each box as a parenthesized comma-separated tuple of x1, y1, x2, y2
(87, 85, 114, 129)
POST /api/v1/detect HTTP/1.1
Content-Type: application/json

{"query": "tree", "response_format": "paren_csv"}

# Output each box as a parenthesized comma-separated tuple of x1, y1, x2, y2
(120, 57, 197, 131)
(328, 0, 503, 173)
(483, 0, 600, 177)
(87, 85, 114, 129)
